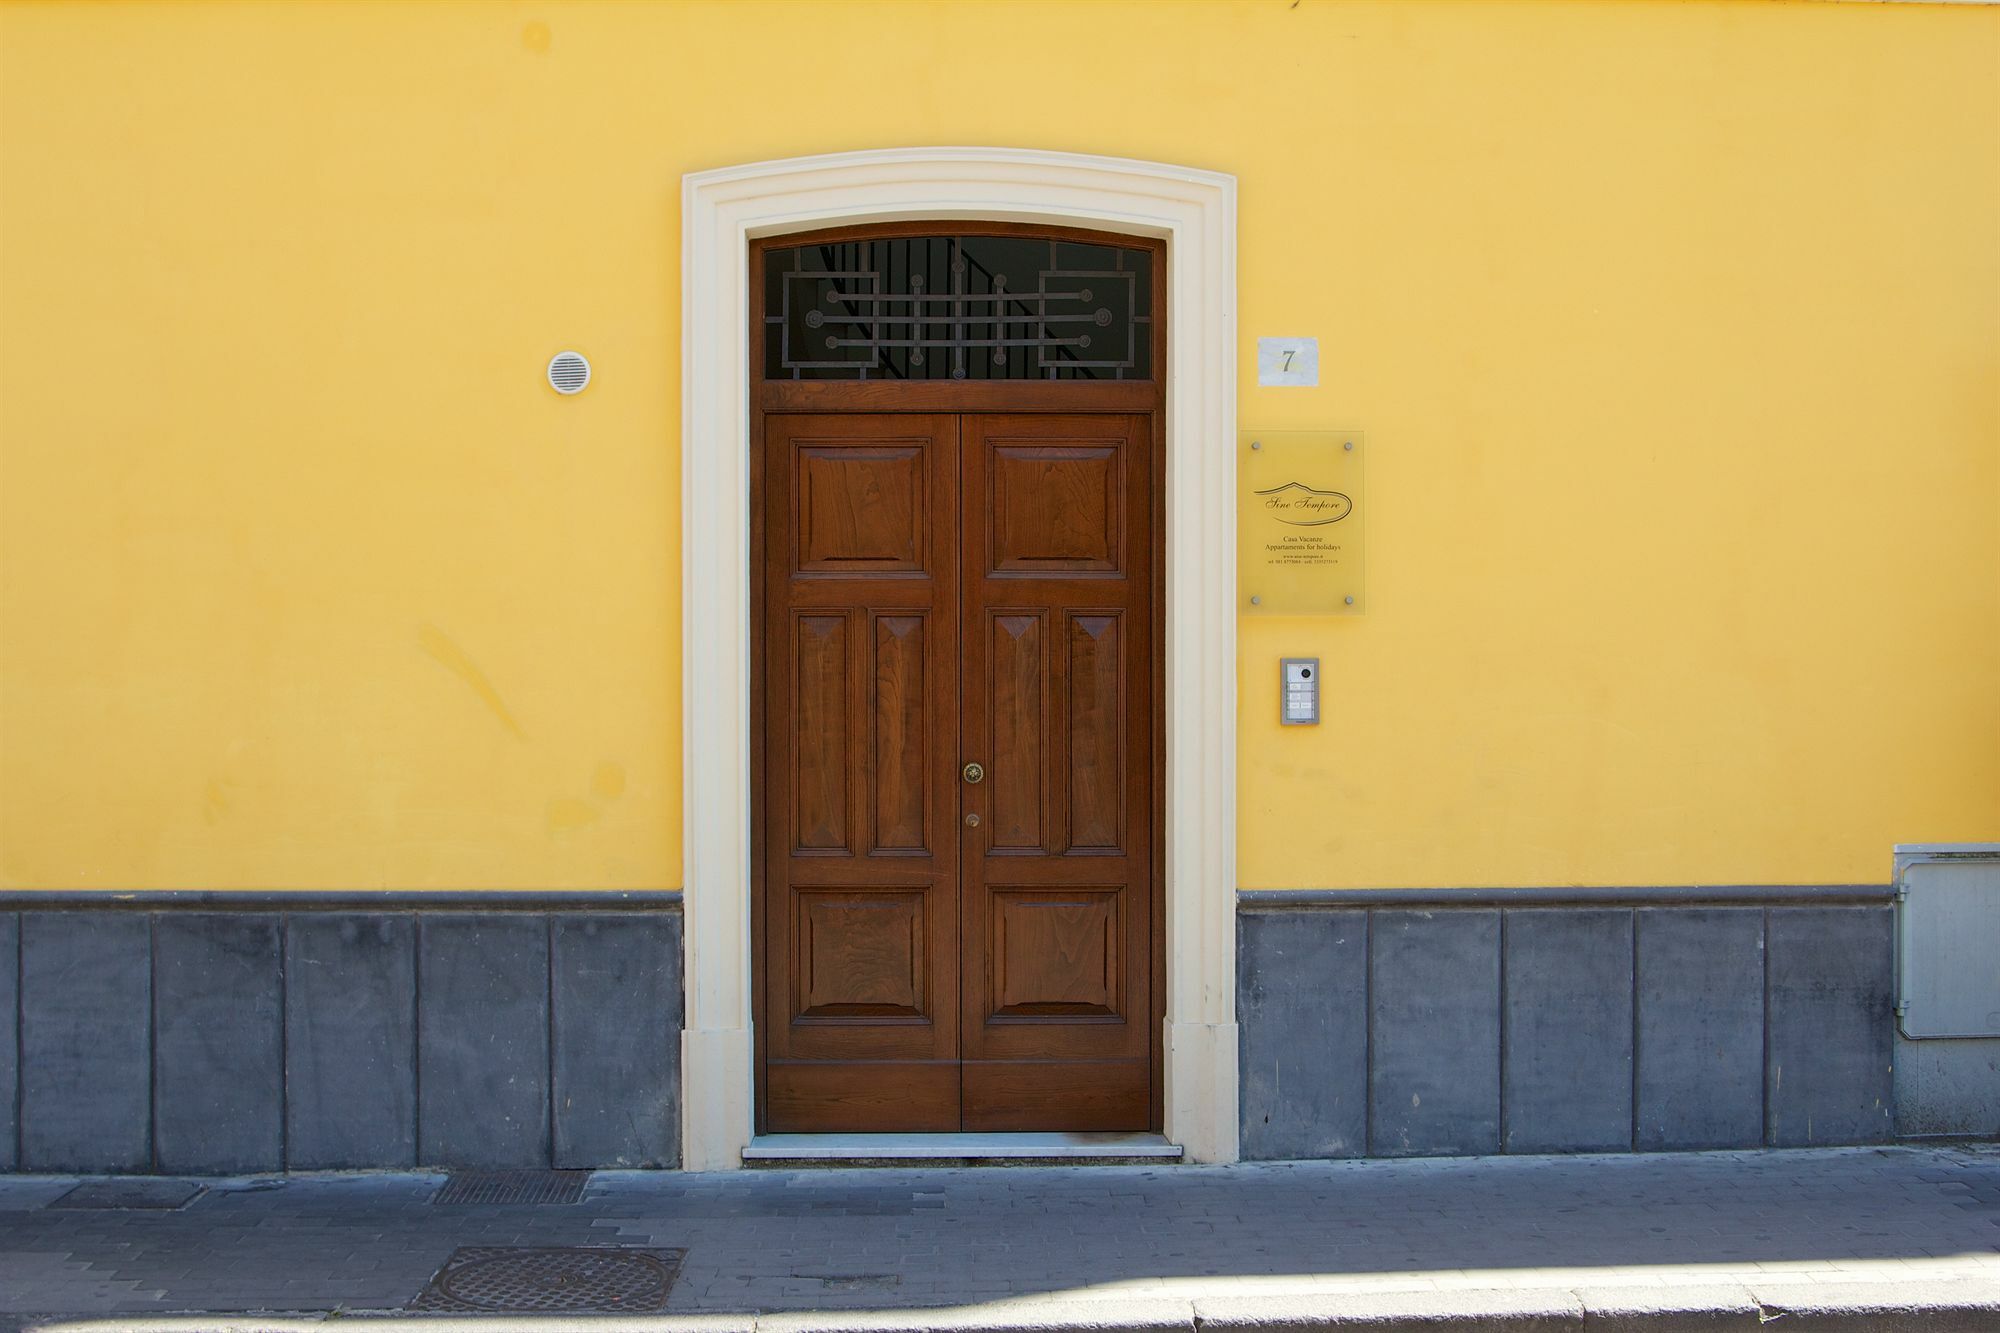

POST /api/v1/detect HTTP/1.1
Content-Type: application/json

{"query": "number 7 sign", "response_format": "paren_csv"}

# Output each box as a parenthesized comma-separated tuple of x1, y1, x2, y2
(1257, 337, 1319, 386)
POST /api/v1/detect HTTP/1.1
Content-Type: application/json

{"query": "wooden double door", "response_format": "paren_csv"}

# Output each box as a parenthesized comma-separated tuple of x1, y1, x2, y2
(757, 411, 1159, 1133)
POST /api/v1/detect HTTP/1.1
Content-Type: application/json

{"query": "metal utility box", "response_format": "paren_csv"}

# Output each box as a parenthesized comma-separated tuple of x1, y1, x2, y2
(1896, 843, 2000, 1039)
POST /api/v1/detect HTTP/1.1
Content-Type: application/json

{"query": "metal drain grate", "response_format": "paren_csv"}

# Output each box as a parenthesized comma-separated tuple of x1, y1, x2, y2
(50, 1179, 206, 1210)
(410, 1246, 685, 1313)
(432, 1169, 590, 1205)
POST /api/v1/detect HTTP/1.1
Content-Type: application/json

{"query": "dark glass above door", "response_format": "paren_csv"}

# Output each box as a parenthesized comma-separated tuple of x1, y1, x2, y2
(762, 234, 1154, 382)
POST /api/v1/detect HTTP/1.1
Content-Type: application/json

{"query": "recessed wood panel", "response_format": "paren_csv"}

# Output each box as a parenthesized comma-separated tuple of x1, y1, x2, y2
(989, 612, 1047, 851)
(991, 888, 1122, 1018)
(795, 890, 927, 1019)
(989, 444, 1121, 574)
(766, 1061, 960, 1134)
(872, 614, 927, 852)
(796, 444, 925, 573)
(793, 614, 849, 852)
(1066, 613, 1123, 852)
(961, 1059, 1151, 1133)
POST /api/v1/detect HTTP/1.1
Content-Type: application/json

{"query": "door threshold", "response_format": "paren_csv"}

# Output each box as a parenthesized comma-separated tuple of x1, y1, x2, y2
(743, 1131, 1183, 1165)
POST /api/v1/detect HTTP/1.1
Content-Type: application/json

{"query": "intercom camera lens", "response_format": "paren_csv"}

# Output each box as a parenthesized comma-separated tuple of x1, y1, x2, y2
(1300, 668, 1311, 678)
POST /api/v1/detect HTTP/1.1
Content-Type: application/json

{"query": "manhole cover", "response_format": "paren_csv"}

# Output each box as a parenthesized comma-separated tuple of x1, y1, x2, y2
(431, 1169, 590, 1205)
(410, 1246, 685, 1313)
(50, 1179, 206, 1210)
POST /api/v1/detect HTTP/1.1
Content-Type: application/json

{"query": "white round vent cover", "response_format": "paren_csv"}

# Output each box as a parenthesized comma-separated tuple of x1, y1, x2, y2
(547, 351, 591, 395)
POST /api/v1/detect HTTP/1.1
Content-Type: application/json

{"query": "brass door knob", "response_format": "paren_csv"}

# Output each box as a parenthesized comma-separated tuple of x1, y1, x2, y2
(962, 762, 985, 784)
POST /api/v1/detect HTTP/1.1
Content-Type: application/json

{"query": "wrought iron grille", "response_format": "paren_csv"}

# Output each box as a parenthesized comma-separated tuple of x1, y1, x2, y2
(763, 234, 1153, 380)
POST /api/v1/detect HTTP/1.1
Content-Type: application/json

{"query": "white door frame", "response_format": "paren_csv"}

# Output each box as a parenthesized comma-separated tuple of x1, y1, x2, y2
(680, 147, 1238, 1169)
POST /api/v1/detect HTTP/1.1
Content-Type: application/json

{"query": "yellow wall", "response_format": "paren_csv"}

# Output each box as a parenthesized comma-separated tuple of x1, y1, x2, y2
(1, 0, 1994, 891)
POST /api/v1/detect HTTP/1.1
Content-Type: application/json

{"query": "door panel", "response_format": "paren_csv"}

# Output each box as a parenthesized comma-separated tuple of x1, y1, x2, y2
(986, 611, 1048, 851)
(791, 614, 850, 852)
(795, 445, 927, 572)
(792, 888, 929, 1018)
(959, 414, 1154, 1131)
(989, 886, 1124, 1017)
(870, 614, 930, 850)
(989, 444, 1124, 574)
(1065, 613, 1125, 851)
(762, 414, 961, 1132)
(759, 410, 1155, 1134)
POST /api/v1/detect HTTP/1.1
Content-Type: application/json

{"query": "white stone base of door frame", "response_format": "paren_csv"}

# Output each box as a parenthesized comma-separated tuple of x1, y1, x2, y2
(680, 147, 1239, 1170)
(1165, 1017, 1241, 1161)
(679, 1026, 754, 1173)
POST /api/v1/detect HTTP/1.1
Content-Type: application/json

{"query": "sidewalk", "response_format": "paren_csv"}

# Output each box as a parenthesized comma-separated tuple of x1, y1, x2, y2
(1, 1144, 1995, 1331)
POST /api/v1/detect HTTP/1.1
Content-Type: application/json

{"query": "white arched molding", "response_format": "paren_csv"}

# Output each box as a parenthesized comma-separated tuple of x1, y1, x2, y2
(680, 148, 1238, 1168)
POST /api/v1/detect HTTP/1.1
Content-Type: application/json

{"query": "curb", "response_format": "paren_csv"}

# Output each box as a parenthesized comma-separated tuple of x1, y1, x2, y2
(2, 1280, 1998, 1333)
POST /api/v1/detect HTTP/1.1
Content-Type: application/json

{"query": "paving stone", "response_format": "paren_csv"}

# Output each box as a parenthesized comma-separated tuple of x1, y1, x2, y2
(49, 1178, 206, 1210)
(1195, 1289, 1581, 1329)
(763, 1301, 1193, 1332)
(1743, 1277, 2000, 1333)
(1575, 1283, 1765, 1328)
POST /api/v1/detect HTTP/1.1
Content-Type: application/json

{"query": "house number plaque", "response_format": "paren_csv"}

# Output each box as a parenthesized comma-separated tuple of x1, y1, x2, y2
(1239, 430, 1365, 615)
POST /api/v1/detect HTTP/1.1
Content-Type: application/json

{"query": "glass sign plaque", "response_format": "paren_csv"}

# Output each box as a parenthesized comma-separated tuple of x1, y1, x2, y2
(1240, 431, 1365, 615)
